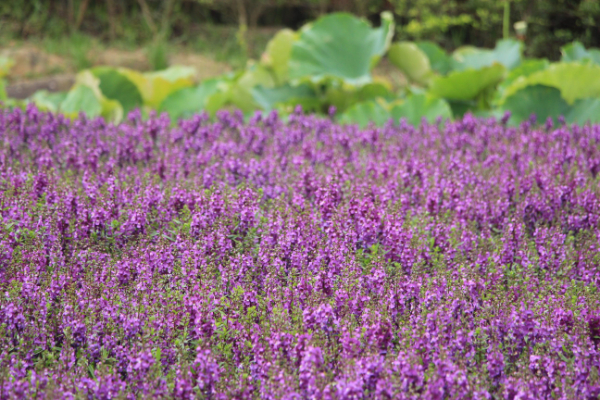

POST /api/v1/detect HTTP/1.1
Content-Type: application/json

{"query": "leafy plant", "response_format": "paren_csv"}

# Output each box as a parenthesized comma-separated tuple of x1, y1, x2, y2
(288, 12, 394, 85)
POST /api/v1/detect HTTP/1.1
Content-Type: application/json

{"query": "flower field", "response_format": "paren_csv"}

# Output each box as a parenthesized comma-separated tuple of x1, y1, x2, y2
(1, 105, 600, 399)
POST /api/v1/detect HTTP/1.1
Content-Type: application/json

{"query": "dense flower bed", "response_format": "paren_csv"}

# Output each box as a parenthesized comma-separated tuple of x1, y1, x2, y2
(1, 106, 600, 399)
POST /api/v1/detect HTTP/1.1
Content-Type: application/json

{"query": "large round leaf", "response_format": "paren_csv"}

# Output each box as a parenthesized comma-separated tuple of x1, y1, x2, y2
(261, 29, 297, 84)
(495, 59, 549, 101)
(60, 85, 103, 117)
(60, 71, 123, 122)
(338, 100, 391, 128)
(228, 64, 276, 112)
(390, 94, 452, 126)
(288, 12, 394, 85)
(91, 67, 143, 114)
(30, 90, 67, 113)
(566, 97, 600, 124)
(415, 41, 452, 75)
(121, 66, 196, 109)
(498, 62, 600, 105)
(325, 79, 394, 113)
(428, 64, 505, 101)
(251, 84, 317, 112)
(452, 39, 523, 72)
(501, 85, 570, 125)
(561, 41, 600, 66)
(388, 42, 433, 85)
(159, 78, 225, 119)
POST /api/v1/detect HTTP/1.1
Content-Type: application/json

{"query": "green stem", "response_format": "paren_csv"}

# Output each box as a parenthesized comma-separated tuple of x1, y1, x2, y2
(503, 0, 510, 39)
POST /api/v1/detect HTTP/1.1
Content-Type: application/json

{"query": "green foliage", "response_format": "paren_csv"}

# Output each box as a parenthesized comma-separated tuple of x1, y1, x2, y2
(158, 78, 223, 119)
(388, 42, 433, 85)
(338, 100, 390, 128)
(390, 94, 452, 126)
(567, 98, 600, 124)
(147, 40, 170, 71)
(500, 85, 570, 126)
(250, 84, 317, 112)
(498, 62, 600, 105)
(415, 41, 453, 75)
(288, 12, 394, 85)
(8, 9, 600, 128)
(428, 64, 505, 101)
(561, 42, 600, 66)
(260, 29, 296, 85)
(451, 39, 523, 71)
(91, 67, 144, 114)
(60, 71, 123, 121)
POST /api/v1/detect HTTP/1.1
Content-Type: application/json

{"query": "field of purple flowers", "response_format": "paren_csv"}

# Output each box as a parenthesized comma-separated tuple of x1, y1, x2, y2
(1, 105, 600, 399)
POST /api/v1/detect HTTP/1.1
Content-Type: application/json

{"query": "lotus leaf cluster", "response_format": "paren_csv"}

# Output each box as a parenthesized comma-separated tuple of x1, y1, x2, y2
(3, 13, 599, 127)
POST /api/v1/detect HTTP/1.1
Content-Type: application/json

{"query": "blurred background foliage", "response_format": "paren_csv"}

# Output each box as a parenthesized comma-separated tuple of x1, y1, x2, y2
(1, 0, 598, 62)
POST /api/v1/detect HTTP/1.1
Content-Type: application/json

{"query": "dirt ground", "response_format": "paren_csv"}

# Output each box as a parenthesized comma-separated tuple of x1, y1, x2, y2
(2, 44, 232, 99)
(2, 42, 404, 99)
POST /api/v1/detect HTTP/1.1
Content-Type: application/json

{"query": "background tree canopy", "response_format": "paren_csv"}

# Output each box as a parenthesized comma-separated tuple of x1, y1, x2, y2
(1, 0, 598, 60)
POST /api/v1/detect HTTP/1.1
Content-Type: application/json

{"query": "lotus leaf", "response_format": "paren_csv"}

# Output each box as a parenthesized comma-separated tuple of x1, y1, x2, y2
(60, 71, 124, 122)
(561, 41, 600, 66)
(30, 90, 67, 112)
(159, 79, 224, 119)
(388, 42, 433, 85)
(338, 100, 391, 128)
(499, 62, 600, 105)
(390, 94, 452, 126)
(120, 66, 196, 109)
(428, 64, 505, 101)
(452, 39, 522, 71)
(288, 12, 394, 85)
(91, 67, 144, 114)
(501, 85, 570, 125)
(261, 29, 297, 84)
(415, 41, 453, 75)
(566, 97, 600, 124)
(251, 84, 317, 112)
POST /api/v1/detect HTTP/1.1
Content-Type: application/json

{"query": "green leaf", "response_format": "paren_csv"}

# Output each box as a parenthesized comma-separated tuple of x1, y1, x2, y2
(251, 84, 317, 112)
(228, 64, 276, 112)
(121, 66, 196, 109)
(261, 29, 297, 84)
(388, 42, 433, 85)
(29, 90, 67, 112)
(60, 71, 123, 122)
(415, 41, 452, 75)
(338, 100, 391, 128)
(501, 85, 570, 125)
(428, 64, 505, 101)
(390, 94, 452, 126)
(452, 39, 523, 71)
(289, 12, 394, 85)
(159, 79, 223, 119)
(561, 41, 600, 66)
(60, 85, 103, 117)
(566, 97, 600, 124)
(91, 67, 143, 114)
(495, 59, 549, 101)
(498, 62, 600, 105)
(324, 79, 394, 113)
